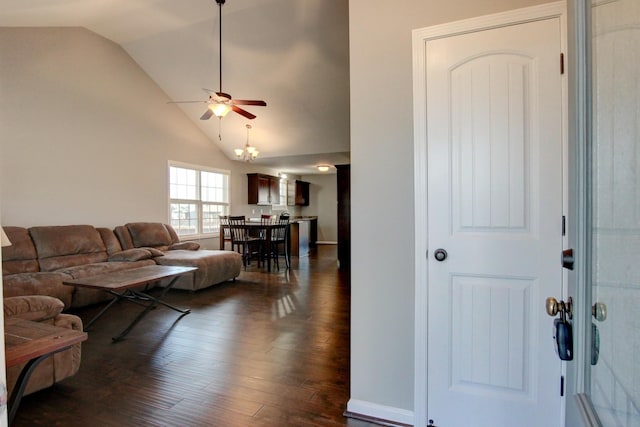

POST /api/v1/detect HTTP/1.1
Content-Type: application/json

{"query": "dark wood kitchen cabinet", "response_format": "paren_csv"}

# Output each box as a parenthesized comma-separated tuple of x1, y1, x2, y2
(287, 180, 310, 206)
(247, 173, 280, 205)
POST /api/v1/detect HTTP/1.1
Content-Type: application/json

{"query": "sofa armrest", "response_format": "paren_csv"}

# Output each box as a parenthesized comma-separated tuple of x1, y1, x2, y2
(53, 312, 83, 332)
(108, 248, 159, 262)
(4, 295, 64, 322)
(169, 242, 200, 251)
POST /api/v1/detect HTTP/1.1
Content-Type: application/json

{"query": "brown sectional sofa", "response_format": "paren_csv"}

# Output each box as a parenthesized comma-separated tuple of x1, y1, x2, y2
(2, 222, 243, 308)
(1, 222, 242, 397)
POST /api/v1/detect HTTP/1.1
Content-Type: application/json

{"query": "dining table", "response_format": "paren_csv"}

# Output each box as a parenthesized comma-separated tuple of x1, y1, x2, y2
(220, 222, 290, 272)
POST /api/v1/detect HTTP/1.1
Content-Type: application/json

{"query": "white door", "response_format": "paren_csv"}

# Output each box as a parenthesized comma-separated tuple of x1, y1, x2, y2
(425, 14, 565, 427)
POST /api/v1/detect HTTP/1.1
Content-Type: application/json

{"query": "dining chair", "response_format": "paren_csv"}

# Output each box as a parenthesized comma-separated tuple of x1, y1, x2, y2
(219, 215, 232, 250)
(267, 215, 290, 269)
(259, 214, 273, 240)
(228, 215, 262, 269)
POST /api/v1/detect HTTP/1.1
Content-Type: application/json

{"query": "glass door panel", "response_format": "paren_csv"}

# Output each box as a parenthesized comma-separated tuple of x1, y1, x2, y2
(590, 0, 640, 424)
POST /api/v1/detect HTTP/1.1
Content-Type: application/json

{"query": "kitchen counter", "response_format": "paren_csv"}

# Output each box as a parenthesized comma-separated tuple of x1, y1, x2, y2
(288, 216, 317, 256)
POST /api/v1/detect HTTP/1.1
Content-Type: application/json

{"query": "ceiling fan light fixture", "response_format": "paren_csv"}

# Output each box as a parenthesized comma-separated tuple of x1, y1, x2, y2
(210, 103, 231, 118)
(167, 0, 266, 124)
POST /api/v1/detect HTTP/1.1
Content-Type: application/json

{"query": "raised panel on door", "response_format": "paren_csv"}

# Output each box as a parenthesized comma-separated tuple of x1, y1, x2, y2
(450, 275, 532, 396)
(452, 55, 530, 233)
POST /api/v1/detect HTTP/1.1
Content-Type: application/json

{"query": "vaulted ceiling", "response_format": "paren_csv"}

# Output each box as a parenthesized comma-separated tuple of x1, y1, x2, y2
(1, 0, 350, 175)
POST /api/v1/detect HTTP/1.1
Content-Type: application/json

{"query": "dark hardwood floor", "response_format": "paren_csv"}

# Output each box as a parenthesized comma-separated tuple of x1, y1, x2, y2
(13, 245, 378, 427)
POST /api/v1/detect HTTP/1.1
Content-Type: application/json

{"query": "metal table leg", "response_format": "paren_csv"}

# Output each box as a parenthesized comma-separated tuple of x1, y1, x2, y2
(111, 276, 190, 342)
(8, 346, 74, 425)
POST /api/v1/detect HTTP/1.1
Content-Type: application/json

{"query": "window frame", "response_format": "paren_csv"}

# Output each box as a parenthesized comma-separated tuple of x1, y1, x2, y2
(275, 177, 288, 209)
(168, 161, 231, 239)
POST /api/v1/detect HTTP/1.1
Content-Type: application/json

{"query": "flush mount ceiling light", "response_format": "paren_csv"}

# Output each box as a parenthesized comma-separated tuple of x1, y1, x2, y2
(235, 124, 259, 161)
(317, 165, 331, 172)
(168, 0, 266, 121)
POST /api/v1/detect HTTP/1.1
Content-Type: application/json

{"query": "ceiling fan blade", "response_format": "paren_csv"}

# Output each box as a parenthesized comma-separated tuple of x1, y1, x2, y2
(200, 109, 214, 120)
(232, 105, 257, 120)
(232, 100, 267, 106)
(215, 92, 232, 101)
(202, 89, 231, 102)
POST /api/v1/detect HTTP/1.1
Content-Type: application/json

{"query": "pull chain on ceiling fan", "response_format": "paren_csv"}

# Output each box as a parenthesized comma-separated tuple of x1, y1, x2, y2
(168, 0, 267, 121)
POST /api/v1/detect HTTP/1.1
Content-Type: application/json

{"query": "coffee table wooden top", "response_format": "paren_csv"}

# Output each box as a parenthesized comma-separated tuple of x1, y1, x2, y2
(62, 265, 197, 291)
(5, 318, 88, 367)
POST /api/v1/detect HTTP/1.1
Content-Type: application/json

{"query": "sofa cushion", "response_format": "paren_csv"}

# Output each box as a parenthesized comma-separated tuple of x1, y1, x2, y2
(140, 247, 165, 257)
(169, 241, 200, 251)
(97, 227, 123, 255)
(108, 248, 160, 262)
(4, 295, 64, 322)
(114, 225, 135, 250)
(30, 225, 108, 272)
(2, 272, 74, 308)
(126, 223, 173, 248)
(2, 227, 39, 275)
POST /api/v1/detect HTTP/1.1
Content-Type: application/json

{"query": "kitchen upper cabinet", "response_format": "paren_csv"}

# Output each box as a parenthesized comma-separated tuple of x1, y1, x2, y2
(287, 180, 310, 206)
(247, 173, 280, 205)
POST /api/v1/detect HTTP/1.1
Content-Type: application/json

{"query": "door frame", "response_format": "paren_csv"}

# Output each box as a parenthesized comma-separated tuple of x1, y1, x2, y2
(412, 2, 568, 426)
(564, 0, 597, 425)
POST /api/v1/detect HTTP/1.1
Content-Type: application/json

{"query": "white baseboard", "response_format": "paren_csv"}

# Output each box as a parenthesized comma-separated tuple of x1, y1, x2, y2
(345, 399, 414, 426)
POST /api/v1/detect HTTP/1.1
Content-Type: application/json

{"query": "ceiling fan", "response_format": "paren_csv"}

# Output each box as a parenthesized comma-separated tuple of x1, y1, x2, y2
(169, 0, 266, 120)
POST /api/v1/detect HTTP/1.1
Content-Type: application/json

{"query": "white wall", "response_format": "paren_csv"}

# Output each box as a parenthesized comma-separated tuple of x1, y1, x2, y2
(348, 0, 551, 422)
(0, 27, 281, 248)
(301, 173, 337, 243)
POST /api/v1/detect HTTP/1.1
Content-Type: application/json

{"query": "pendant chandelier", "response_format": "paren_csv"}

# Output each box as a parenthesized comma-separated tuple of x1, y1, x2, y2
(235, 124, 259, 161)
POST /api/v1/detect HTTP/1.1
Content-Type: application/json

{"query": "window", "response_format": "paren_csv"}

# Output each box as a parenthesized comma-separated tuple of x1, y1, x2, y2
(169, 162, 230, 237)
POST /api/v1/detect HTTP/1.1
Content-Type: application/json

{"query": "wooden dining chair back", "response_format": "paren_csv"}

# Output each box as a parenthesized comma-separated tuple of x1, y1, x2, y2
(269, 216, 290, 269)
(259, 214, 274, 240)
(219, 215, 231, 250)
(228, 216, 262, 269)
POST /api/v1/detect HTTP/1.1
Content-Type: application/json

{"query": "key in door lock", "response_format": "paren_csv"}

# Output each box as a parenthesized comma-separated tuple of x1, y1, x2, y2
(546, 297, 573, 361)
(590, 302, 606, 366)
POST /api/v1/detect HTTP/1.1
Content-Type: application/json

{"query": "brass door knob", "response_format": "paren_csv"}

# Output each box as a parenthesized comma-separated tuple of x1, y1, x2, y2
(546, 297, 560, 317)
(546, 296, 573, 319)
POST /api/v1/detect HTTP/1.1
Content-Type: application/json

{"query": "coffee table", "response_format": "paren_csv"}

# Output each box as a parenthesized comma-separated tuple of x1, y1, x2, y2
(5, 317, 88, 424)
(63, 265, 197, 342)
